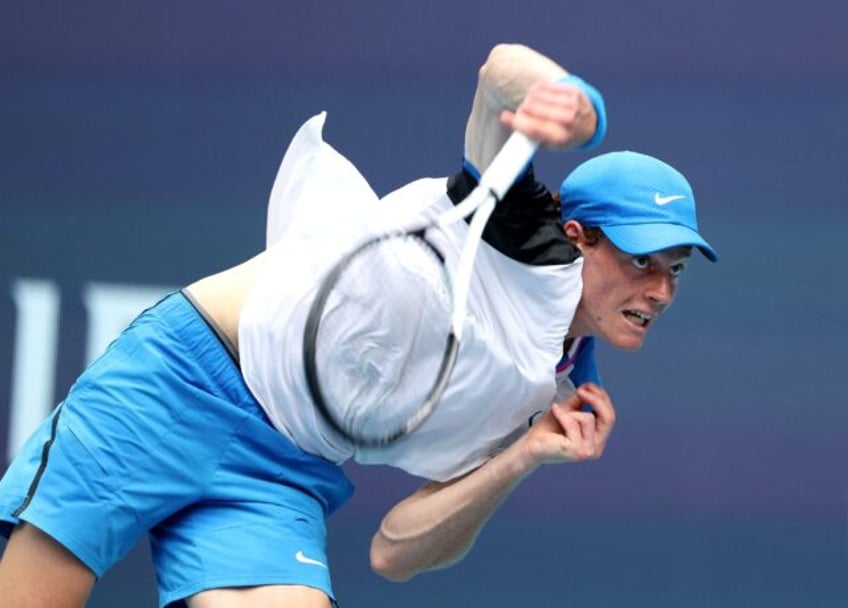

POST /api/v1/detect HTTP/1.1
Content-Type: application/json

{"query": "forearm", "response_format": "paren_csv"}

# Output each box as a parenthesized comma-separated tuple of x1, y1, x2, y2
(370, 384, 616, 582)
(370, 436, 540, 581)
(465, 44, 568, 170)
(465, 43, 603, 175)
(479, 44, 569, 114)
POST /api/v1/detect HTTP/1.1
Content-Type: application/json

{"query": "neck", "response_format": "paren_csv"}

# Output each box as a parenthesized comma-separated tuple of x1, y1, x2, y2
(565, 306, 591, 340)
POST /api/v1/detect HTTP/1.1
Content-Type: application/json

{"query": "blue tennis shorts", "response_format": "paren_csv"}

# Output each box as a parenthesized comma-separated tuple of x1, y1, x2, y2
(0, 291, 354, 607)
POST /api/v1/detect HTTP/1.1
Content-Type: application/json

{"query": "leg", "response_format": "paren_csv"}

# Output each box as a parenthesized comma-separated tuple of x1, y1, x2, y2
(0, 523, 95, 608)
(188, 584, 332, 608)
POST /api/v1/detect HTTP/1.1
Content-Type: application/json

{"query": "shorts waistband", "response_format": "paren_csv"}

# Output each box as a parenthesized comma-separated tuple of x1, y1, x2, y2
(131, 291, 258, 413)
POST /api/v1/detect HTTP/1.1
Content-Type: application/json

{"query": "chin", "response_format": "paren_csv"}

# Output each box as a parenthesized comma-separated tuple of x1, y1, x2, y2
(616, 342, 644, 352)
(609, 334, 646, 351)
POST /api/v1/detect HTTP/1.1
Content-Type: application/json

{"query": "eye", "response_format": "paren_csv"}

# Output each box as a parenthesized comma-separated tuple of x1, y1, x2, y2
(631, 256, 650, 270)
(670, 262, 687, 277)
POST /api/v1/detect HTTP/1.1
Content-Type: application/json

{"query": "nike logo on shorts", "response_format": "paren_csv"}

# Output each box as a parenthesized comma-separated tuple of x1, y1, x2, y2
(295, 550, 327, 569)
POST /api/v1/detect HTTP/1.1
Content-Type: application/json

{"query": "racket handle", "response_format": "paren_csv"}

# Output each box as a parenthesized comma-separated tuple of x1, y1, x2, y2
(438, 131, 539, 227)
(478, 131, 539, 200)
(448, 132, 539, 338)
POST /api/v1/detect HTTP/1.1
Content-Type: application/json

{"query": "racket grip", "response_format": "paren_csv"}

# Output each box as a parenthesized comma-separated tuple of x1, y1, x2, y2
(478, 132, 539, 200)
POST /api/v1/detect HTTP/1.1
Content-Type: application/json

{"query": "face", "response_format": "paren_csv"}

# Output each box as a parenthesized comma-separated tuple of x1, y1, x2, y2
(564, 222, 692, 350)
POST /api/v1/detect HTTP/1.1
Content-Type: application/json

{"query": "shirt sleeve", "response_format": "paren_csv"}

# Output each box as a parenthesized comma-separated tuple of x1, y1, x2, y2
(446, 166, 580, 266)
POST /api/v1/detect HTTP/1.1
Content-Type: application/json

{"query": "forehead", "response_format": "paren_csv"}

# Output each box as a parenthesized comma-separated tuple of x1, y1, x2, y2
(650, 246, 693, 263)
(606, 241, 693, 263)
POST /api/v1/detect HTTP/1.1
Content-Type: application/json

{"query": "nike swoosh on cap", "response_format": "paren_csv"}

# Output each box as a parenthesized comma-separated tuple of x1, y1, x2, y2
(295, 550, 328, 569)
(653, 193, 686, 205)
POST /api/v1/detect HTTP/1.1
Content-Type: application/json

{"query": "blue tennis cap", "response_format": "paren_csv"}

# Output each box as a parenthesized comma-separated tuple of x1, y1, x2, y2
(559, 151, 718, 262)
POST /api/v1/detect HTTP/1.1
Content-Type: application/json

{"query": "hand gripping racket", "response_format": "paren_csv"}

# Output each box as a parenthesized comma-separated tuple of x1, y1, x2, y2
(302, 132, 539, 446)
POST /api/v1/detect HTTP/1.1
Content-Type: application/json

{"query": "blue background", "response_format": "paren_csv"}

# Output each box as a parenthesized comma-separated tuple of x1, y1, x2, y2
(1, 1, 846, 606)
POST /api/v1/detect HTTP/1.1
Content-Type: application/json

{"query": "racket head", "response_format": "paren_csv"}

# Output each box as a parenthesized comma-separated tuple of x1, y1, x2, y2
(303, 231, 459, 446)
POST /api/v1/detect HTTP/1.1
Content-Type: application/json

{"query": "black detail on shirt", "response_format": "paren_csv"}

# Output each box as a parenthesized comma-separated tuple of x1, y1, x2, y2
(446, 167, 581, 266)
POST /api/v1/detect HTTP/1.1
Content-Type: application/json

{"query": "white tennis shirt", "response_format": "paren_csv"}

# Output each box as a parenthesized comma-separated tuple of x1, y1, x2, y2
(239, 113, 583, 482)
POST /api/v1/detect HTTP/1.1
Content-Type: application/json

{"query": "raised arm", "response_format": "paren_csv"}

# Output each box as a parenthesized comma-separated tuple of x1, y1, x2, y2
(369, 44, 613, 584)
(464, 43, 602, 173)
(370, 383, 615, 582)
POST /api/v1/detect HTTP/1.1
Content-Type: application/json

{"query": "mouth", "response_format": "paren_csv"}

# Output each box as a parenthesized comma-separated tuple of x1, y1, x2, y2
(622, 309, 654, 329)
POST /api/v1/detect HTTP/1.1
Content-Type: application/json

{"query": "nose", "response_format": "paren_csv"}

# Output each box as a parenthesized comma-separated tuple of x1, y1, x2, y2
(646, 272, 675, 306)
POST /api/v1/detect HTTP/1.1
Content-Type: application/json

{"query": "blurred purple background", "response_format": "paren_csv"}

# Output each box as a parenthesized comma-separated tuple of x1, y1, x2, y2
(1, 2, 845, 606)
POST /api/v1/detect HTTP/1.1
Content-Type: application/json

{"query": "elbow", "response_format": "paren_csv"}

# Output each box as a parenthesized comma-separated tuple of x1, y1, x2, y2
(370, 539, 470, 583)
(479, 43, 522, 81)
(485, 43, 527, 66)
(370, 544, 417, 582)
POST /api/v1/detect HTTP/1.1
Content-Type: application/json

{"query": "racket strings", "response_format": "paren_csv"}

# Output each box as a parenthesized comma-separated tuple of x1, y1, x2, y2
(311, 235, 452, 441)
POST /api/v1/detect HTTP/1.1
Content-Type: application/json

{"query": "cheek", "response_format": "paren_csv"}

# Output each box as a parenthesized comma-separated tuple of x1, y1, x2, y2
(581, 275, 622, 320)
(580, 251, 638, 313)
(584, 263, 630, 303)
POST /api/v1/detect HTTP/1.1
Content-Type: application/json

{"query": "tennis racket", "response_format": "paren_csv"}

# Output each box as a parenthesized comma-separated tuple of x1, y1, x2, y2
(302, 131, 539, 446)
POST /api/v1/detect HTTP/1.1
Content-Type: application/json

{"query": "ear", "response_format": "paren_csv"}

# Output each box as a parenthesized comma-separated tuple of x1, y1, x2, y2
(562, 220, 586, 249)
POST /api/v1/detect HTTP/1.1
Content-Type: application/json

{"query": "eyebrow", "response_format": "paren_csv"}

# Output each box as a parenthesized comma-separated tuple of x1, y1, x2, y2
(653, 249, 692, 263)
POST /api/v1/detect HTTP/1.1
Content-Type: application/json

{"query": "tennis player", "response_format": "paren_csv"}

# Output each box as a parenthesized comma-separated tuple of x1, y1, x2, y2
(0, 43, 716, 608)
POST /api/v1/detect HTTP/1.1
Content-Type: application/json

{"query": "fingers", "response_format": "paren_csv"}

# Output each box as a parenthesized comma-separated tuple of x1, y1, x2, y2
(575, 383, 616, 450)
(549, 383, 617, 460)
(500, 80, 586, 147)
(549, 404, 597, 461)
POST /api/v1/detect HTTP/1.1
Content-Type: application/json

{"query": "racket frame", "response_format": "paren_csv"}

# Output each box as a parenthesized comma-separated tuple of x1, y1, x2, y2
(302, 132, 539, 446)
(302, 230, 459, 446)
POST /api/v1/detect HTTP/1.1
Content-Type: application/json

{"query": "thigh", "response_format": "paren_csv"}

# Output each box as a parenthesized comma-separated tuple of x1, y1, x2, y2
(188, 585, 332, 608)
(0, 523, 95, 608)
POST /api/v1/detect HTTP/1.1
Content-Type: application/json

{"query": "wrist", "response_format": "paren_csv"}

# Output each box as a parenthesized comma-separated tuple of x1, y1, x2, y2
(556, 73, 607, 150)
(500, 433, 544, 480)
